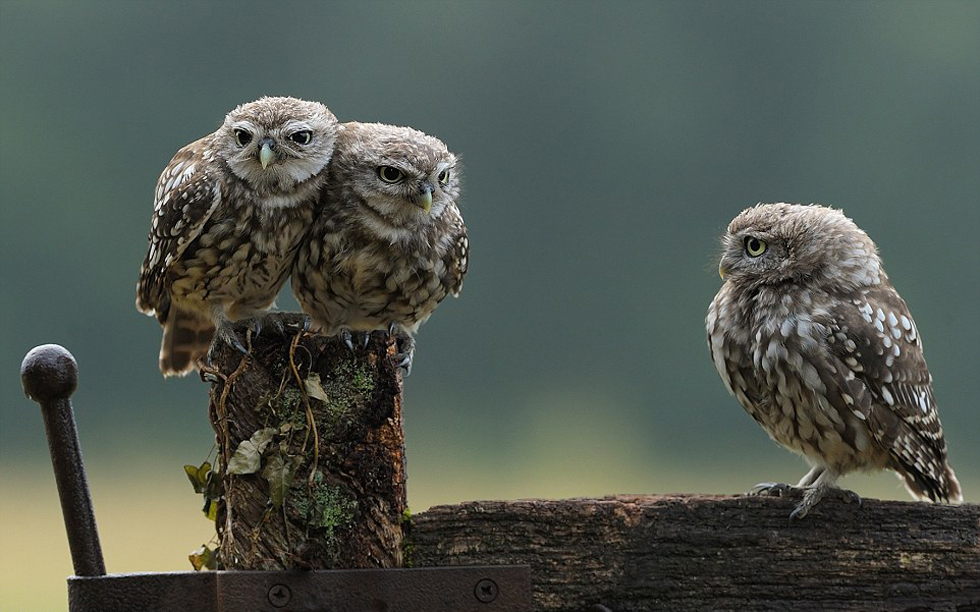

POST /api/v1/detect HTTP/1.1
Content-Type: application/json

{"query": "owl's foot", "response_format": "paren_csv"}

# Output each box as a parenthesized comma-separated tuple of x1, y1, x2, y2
(751, 481, 860, 520)
(390, 323, 415, 377)
(207, 320, 249, 364)
(789, 484, 861, 521)
(789, 484, 861, 520)
(245, 311, 311, 338)
(338, 329, 372, 351)
(749, 482, 804, 498)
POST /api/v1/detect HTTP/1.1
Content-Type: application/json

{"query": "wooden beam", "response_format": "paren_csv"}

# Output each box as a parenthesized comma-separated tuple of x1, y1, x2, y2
(412, 495, 980, 611)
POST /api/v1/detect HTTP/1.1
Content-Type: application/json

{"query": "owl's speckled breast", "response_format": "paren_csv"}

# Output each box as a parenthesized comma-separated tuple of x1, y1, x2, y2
(299, 239, 449, 335)
(169, 198, 314, 318)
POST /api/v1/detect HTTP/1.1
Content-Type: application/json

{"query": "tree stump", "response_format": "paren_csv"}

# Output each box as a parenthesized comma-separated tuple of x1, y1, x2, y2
(411, 495, 980, 612)
(206, 324, 406, 570)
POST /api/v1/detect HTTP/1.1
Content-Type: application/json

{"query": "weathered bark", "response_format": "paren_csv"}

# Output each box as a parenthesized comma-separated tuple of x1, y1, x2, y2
(207, 324, 406, 570)
(412, 495, 980, 612)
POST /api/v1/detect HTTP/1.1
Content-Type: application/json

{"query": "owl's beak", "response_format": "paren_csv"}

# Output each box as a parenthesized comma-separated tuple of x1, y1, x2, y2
(414, 185, 433, 213)
(258, 138, 276, 169)
(718, 264, 728, 280)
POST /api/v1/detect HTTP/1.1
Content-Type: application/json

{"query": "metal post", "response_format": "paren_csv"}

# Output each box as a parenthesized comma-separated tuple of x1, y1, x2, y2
(21, 344, 106, 577)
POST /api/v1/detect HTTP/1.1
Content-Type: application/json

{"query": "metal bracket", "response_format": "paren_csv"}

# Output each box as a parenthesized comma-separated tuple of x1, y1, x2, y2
(69, 566, 532, 612)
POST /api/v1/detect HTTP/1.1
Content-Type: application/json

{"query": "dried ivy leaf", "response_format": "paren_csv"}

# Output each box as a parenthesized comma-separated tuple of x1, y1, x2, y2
(227, 428, 277, 475)
(188, 544, 216, 571)
(202, 497, 217, 521)
(262, 452, 299, 509)
(184, 461, 212, 494)
(305, 373, 330, 403)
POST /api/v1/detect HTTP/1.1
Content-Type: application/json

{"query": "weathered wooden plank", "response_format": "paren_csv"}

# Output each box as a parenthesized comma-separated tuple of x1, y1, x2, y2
(413, 495, 980, 611)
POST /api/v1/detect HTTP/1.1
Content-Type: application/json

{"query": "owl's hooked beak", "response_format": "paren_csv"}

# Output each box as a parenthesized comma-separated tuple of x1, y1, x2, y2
(718, 264, 728, 280)
(258, 138, 276, 169)
(414, 184, 433, 213)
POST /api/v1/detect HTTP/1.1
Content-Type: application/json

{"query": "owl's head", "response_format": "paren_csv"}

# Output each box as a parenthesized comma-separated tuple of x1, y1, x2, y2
(216, 96, 339, 195)
(717, 203, 883, 291)
(330, 122, 461, 239)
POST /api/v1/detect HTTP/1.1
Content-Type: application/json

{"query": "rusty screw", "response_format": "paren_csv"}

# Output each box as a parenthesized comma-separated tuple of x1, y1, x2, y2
(268, 584, 291, 607)
(474, 578, 499, 603)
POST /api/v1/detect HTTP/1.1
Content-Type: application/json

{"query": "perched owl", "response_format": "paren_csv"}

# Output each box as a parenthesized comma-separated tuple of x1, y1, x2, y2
(706, 203, 961, 519)
(291, 121, 468, 374)
(137, 96, 339, 376)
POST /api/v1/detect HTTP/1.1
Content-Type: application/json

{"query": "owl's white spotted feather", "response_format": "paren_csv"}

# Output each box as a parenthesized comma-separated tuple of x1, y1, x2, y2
(137, 97, 339, 376)
(706, 203, 960, 517)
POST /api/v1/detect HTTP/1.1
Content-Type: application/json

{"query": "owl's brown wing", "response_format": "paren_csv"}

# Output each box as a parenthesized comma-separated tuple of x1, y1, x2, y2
(824, 284, 951, 500)
(442, 208, 468, 297)
(136, 138, 222, 322)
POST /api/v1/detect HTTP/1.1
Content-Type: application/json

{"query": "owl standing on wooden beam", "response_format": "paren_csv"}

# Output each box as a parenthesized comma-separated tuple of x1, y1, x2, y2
(137, 96, 339, 376)
(706, 203, 961, 519)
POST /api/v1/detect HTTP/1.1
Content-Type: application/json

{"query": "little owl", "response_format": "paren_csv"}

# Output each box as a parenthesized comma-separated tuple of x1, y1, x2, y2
(137, 96, 339, 376)
(706, 203, 961, 518)
(291, 121, 468, 374)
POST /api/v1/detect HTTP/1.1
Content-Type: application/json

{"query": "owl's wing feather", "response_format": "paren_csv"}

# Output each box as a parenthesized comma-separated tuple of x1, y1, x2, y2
(824, 284, 950, 500)
(443, 214, 468, 297)
(136, 138, 222, 322)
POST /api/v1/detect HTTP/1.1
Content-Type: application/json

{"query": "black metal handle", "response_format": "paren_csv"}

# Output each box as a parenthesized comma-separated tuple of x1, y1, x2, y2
(21, 344, 106, 577)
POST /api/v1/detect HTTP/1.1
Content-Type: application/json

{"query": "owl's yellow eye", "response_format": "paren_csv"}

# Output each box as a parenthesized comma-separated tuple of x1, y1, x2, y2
(437, 169, 450, 185)
(745, 236, 767, 257)
(378, 166, 404, 183)
(233, 128, 252, 147)
(289, 130, 312, 145)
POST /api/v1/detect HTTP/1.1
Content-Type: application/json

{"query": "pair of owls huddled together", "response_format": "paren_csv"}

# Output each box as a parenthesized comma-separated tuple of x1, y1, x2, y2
(136, 96, 467, 377)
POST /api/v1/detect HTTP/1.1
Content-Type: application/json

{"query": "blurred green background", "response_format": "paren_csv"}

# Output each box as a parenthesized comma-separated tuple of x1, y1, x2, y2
(2, 1, 978, 609)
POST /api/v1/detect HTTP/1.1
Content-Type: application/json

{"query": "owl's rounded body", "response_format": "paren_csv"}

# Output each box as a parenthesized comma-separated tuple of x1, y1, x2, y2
(137, 97, 339, 376)
(292, 122, 468, 370)
(707, 203, 960, 517)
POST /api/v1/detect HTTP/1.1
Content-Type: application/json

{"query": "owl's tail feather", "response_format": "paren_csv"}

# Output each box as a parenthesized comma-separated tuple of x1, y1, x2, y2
(159, 308, 214, 377)
(896, 461, 963, 504)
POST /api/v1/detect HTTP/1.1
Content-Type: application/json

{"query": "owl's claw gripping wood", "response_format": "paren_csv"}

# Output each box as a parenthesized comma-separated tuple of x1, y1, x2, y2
(210, 321, 249, 358)
(389, 324, 416, 377)
(789, 485, 862, 521)
(339, 329, 355, 351)
(247, 311, 310, 338)
(750, 482, 804, 498)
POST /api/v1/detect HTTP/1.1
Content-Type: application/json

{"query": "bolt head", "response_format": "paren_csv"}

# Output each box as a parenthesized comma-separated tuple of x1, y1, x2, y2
(474, 578, 499, 603)
(268, 583, 291, 607)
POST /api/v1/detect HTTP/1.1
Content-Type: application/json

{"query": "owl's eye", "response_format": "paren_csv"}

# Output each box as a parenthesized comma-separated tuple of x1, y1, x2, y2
(377, 166, 405, 183)
(745, 236, 768, 257)
(437, 169, 451, 185)
(233, 128, 252, 147)
(289, 130, 312, 145)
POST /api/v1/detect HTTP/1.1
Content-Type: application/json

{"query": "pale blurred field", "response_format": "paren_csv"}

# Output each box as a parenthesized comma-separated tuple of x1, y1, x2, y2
(3, 451, 976, 611)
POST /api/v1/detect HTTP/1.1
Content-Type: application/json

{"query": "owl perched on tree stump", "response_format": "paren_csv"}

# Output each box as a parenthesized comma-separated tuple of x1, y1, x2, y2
(137, 96, 339, 376)
(706, 203, 961, 519)
(291, 122, 468, 374)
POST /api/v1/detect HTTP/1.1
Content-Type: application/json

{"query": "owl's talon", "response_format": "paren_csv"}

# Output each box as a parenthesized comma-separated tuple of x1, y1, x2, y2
(209, 323, 249, 361)
(273, 311, 310, 332)
(750, 482, 803, 498)
(339, 329, 355, 351)
(392, 329, 416, 377)
(249, 318, 263, 338)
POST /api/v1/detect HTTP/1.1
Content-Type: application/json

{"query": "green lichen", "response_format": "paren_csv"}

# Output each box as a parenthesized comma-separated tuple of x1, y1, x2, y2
(292, 472, 357, 559)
